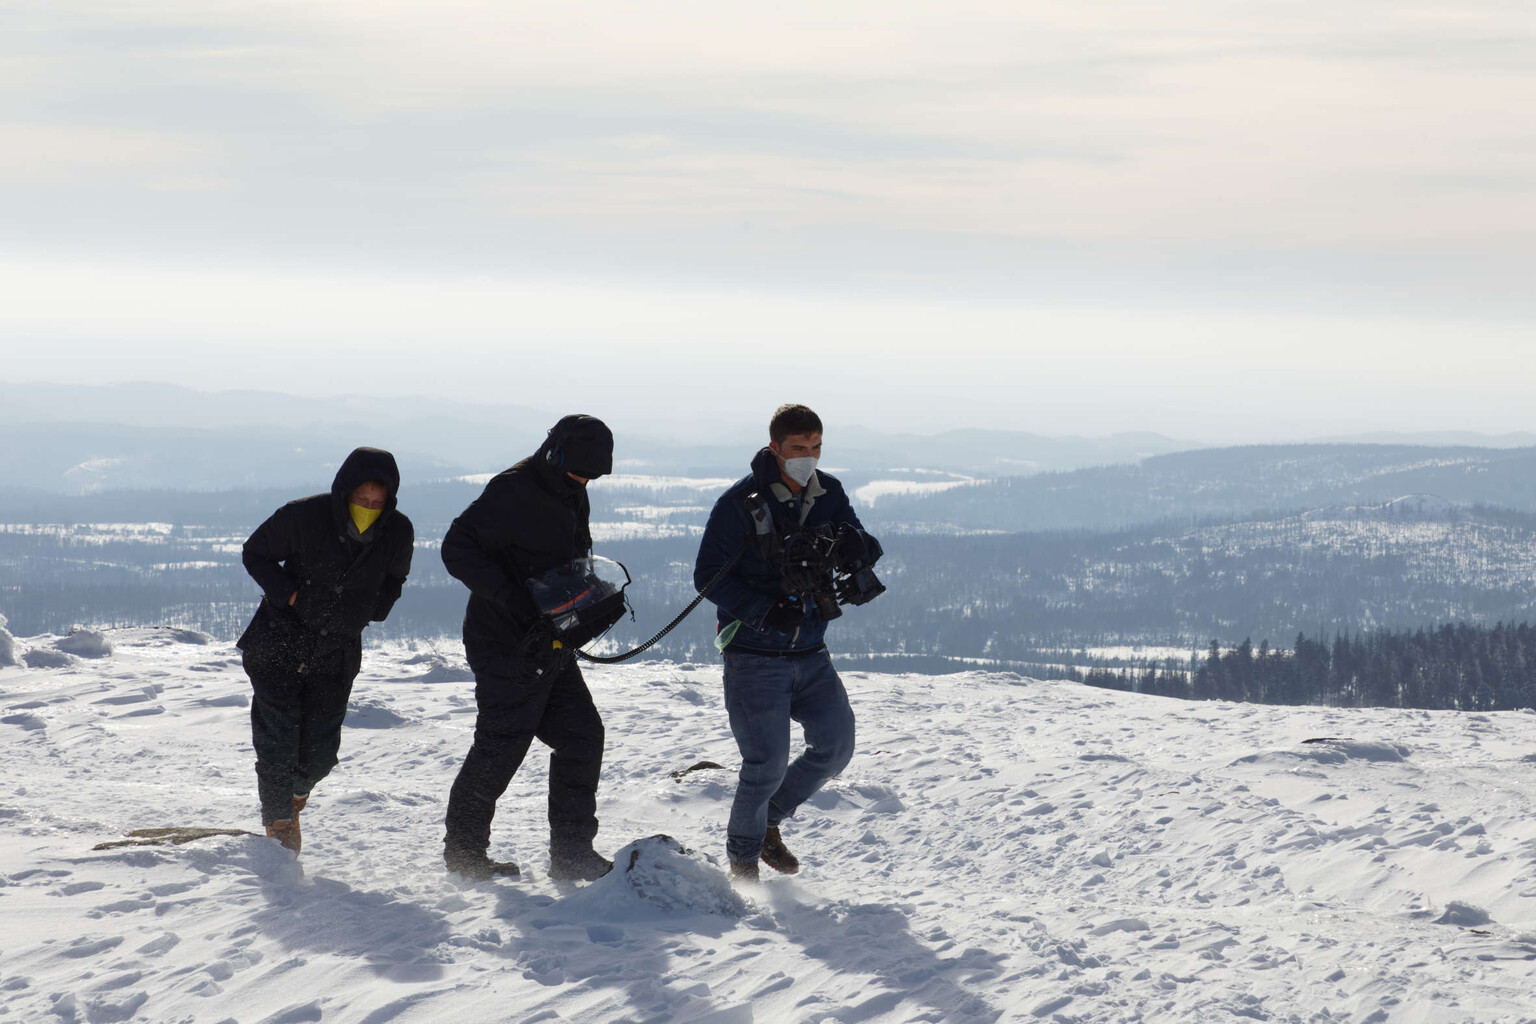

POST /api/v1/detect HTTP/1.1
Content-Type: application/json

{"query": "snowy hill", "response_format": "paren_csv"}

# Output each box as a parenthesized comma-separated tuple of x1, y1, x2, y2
(3, 629, 1536, 1023)
(881, 445, 1536, 532)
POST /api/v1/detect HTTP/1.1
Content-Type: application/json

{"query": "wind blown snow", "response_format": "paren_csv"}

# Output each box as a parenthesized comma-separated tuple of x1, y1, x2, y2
(2, 629, 1535, 1023)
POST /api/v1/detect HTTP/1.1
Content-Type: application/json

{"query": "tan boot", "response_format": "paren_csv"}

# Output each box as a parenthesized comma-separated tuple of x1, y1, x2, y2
(761, 827, 799, 875)
(293, 794, 308, 817)
(266, 817, 301, 854)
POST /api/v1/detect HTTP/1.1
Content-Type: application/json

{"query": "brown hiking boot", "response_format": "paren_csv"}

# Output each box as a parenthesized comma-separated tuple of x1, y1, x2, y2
(761, 827, 799, 874)
(265, 817, 301, 854)
(292, 794, 308, 816)
(444, 842, 520, 881)
(549, 847, 613, 882)
(729, 859, 760, 883)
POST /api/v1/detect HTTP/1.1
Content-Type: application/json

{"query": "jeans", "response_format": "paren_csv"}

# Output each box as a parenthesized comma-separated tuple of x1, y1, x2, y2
(723, 649, 855, 863)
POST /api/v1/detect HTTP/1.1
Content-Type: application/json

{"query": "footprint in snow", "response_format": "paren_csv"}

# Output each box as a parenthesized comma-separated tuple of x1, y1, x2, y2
(345, 701, 411, 729)
(196, 693, 249, 708)
(59, 935, 125, 959)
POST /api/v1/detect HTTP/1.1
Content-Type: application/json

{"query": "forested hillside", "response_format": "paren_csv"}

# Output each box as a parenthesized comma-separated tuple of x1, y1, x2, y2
(7, 498, 1536, 672)
(875, 444, 1536, 532)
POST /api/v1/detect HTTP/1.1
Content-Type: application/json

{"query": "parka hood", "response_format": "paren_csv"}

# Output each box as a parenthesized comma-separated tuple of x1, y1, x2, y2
(750, 446, 782, 489)
(330, 447, 400, 529)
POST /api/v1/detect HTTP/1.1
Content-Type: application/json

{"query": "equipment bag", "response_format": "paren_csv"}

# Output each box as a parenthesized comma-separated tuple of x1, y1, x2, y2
(525, 556, 632, 650)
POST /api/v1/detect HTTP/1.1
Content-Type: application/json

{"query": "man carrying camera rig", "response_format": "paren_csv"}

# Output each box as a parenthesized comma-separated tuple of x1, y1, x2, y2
(694, 404, 885, 881)
(439, 415, 619, 882)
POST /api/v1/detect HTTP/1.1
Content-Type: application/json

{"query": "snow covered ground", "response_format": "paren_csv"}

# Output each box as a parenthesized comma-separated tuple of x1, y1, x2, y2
(3, 628, 1536, 1023)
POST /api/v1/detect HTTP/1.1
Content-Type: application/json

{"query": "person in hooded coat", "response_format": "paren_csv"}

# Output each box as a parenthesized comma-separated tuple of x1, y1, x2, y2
(237, 447, 414, 853)
(439, 414, 616, 882)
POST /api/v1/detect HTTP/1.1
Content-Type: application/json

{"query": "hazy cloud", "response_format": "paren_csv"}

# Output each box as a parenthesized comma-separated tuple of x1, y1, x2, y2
(2, 1, 1533, 436)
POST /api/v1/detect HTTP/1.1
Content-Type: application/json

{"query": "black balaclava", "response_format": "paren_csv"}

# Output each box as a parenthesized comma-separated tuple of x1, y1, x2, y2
(543, 415, 613, 479)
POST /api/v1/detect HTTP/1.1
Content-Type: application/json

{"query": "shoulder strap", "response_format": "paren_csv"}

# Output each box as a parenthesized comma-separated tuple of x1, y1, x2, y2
(743, 491, 782, 562)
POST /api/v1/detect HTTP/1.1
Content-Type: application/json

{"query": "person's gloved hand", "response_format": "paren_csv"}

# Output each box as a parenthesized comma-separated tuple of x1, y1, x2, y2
(521, 617, 565, 661)
(833, 524, 882, 571)
(762, 596, 805, 633)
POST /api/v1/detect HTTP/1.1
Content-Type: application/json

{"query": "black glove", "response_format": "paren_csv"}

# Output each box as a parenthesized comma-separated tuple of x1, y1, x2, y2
(831, 525, 868, 571)
(520, 617, 566, 661)
(762, 596, 805, 633)
(832, 524, 882, 571)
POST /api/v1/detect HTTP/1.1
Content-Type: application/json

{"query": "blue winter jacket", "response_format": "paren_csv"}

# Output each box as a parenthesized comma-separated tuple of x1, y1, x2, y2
(693, 447, 878, 655)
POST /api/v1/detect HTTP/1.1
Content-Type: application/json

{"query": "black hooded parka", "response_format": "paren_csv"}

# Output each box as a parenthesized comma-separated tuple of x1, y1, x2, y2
(439, 419, 612, 859)
(440, 424, 605, 655)
(237, 446, 415, 674)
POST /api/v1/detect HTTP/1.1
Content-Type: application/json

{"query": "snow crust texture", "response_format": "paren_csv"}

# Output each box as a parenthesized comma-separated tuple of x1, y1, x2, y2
(2, 631, 1536, 1023)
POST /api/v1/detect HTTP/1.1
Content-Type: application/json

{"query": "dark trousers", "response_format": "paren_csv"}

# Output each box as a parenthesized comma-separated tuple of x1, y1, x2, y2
(444, 650, 605, 855)
(244, 647, 358, 825)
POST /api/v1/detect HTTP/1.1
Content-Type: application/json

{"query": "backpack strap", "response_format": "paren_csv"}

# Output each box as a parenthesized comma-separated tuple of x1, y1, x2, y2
(743, 491, 783, 563)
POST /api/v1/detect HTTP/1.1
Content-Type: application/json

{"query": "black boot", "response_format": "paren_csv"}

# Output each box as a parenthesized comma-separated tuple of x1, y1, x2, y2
(444, 841, 519, 880)
(548, 846, 613, 881)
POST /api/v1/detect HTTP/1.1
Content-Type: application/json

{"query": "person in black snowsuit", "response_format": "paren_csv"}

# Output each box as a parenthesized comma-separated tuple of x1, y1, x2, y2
(237, 447, 414, 853)
(439, 415, 616, 881)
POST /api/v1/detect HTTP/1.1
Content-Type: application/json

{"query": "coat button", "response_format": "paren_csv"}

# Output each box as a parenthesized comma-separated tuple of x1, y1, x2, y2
(319, 628, 329, 637)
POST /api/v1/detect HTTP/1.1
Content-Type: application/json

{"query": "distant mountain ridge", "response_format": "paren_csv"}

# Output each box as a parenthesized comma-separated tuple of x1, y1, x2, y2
(1318, 430, 1536, 448)
(875, 443, 1536, 532)
(0, 381, 1200, 492)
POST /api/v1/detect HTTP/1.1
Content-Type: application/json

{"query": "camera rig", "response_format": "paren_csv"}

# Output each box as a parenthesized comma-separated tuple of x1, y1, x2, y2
(773, 519, 886, 622)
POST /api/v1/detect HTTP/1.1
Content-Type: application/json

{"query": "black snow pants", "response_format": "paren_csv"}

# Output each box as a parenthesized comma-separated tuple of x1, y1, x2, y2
(244, 643, 360, 825)
(443, 646, 605, 856)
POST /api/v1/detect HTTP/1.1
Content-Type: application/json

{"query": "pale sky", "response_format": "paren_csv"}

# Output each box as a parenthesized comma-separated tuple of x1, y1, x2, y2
(2, 2, 1533, 439)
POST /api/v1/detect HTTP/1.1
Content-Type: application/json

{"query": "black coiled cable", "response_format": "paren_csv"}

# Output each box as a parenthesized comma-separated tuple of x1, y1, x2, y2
(574, 538, 750, 664)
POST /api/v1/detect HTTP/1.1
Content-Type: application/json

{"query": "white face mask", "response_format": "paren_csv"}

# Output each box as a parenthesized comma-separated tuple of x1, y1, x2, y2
(781, 456, 818, 487)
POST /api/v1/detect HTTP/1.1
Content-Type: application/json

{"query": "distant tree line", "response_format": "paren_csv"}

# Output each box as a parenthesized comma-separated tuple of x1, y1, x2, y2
(1084, 622, 1536, 711)
(8, 510, 1536, 678)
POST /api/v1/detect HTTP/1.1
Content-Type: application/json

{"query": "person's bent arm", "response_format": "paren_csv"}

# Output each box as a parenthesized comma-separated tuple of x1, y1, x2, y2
(372, 517, 414, 622)
(440, 478, 538, 616)
(694, 493, 777, 628)
(242, 504, 302, 607)
(830, 489, 881, 565)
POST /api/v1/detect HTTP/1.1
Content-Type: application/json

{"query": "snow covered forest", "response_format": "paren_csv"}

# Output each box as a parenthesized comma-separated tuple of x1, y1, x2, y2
(7, 454, 1536, 703)
(1086, 623, 1536, 712)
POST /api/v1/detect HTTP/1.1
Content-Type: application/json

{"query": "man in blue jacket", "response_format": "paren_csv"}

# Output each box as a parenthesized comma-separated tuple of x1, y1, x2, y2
(694, 404, 883, 881)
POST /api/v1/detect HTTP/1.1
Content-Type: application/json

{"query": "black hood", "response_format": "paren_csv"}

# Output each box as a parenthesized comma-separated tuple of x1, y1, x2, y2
(539, 414, 614, 480)
(330, 446, 400, 527)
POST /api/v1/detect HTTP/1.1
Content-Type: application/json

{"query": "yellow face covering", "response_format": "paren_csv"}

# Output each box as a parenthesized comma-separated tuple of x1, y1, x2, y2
(350, 503, 383, 534)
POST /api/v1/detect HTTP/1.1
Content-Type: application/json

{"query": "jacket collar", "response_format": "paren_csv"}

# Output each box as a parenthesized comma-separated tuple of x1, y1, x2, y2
(768, 472, 825, 524)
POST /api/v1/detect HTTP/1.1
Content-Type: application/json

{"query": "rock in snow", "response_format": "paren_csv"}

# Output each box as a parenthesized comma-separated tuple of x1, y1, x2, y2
(0, 613, 18, 667)
(54, 627, 113, 659)
(1434, 901, 1493, 927)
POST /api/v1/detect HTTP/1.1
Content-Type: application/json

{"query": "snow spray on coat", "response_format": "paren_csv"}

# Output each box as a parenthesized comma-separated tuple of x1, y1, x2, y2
(237, 446, 415, 672)
(694, 447, 879, 656)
